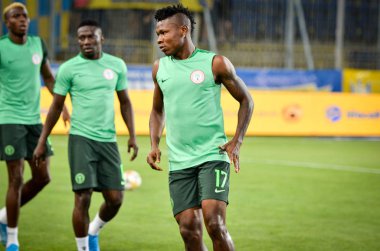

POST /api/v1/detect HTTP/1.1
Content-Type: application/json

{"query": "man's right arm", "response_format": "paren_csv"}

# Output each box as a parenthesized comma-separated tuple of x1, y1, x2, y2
(33, 94, 66, 166)
(40, 60, 71, 126)
(147, 60, 165, 171)
(40, 38, 71, 126)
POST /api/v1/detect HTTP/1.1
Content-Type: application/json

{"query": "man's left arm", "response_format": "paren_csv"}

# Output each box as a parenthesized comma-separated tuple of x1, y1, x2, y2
(117, 89, 139, 161)
(213, 55, 254, 173)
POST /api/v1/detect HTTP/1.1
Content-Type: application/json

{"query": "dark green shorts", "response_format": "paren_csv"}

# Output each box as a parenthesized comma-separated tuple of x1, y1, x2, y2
(68, 134, 124, 191)
(169, 161, 230, 216)
(0, 124, 53, 161)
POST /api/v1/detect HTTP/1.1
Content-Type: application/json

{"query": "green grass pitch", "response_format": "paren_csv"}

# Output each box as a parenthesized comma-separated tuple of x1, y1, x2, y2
(0, 136, 380, 251)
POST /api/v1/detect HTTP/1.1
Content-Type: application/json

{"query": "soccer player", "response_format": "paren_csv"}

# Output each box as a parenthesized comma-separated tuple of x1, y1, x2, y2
(0, 3, 70, 251)
(33, 20, 138, 251)
(146, 4, 253, 251)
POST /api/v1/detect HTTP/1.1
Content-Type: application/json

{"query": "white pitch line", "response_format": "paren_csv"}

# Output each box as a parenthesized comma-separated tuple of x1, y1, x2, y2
(251, 159, 380, 175)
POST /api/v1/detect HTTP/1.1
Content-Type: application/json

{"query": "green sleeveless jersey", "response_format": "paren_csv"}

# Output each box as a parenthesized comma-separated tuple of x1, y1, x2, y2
(157, 48, 229, 171)
(54, 53, 128, 142)
(0, 35, 47, 124)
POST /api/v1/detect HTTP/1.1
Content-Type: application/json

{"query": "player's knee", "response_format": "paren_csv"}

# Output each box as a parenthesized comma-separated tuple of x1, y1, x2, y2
(32, 162, 51, 186)
(34, 174, 51, 188)
(75, 192, 92, 210)
(106, 194, 123, 209)
(178, 218, 203, 241)
(9, 175, 24, 189)
(205, 219, 227, 239)
(179, 223, 202, 242)
(109, 198, 123, 209)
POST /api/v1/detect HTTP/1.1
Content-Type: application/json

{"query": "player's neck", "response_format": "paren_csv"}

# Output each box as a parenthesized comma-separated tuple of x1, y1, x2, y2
(8, 32, 27, 45)
(173, 43, 196, 60)
(81, 51, 102, 60)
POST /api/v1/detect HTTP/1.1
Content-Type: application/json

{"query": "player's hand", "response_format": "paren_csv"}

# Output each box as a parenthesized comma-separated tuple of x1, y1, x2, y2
(61, 106, 71, 128)
(219, 140, 241, 173)
(32, 142, 46, 168)
(147, 147, 163, 171)
(128, 137, 139, 161)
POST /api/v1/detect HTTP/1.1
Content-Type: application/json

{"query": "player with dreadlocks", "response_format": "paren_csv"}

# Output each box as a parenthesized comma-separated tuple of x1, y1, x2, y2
(147, 4, 253, 251)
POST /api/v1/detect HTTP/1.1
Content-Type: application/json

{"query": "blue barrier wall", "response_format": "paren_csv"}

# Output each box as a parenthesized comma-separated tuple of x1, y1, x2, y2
(50, 64, 342, 91)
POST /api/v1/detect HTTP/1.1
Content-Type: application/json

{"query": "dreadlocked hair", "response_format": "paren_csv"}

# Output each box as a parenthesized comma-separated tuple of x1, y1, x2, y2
(154, 3, 196, 33)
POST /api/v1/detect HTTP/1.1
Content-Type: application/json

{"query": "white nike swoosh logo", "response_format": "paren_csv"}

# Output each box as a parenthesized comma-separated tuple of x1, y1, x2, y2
(215, 188, 225, 193)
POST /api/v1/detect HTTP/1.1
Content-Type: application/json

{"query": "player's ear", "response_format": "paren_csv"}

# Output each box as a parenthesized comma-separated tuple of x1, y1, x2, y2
(181, 25, 189, 37)
(101, 35, 104, 44)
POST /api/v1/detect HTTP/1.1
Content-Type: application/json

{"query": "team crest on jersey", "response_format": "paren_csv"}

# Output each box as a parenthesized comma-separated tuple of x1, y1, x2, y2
(32, 53, 42, 65)
(103, 69, 115, 80)
(190, 70, 205, 84)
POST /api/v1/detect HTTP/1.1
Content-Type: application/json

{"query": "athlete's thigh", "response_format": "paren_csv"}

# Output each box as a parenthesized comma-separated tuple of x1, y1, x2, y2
(25, 124, 53, 160)
(0, 124, 27, 161)
(198, 161, 230, 203)
(175, 207, 203, 228)
(6, 159, 25, 180)
(102, 189, 124, 205)
(169, 167, 200, 216)
(26, 157, 50, 180)
(201, 199, 227, 224)
(68, 134, 99, 191)
(97, 141, 124, 191)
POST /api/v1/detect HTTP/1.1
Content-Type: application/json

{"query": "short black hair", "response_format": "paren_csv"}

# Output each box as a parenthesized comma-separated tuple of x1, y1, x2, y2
(77, 19, 101, 30)
(154, 4, 196, 33)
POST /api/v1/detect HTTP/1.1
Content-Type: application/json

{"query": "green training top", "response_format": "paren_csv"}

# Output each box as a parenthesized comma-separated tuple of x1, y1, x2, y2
(54, 53, 127, 142)
(157, 48, 230, 171)
(0, 35, 47, 124)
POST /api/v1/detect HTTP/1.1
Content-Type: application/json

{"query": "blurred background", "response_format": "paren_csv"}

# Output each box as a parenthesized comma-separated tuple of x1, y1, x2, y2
(1, 0, 380, 69)
(1, 0, 380, 136)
